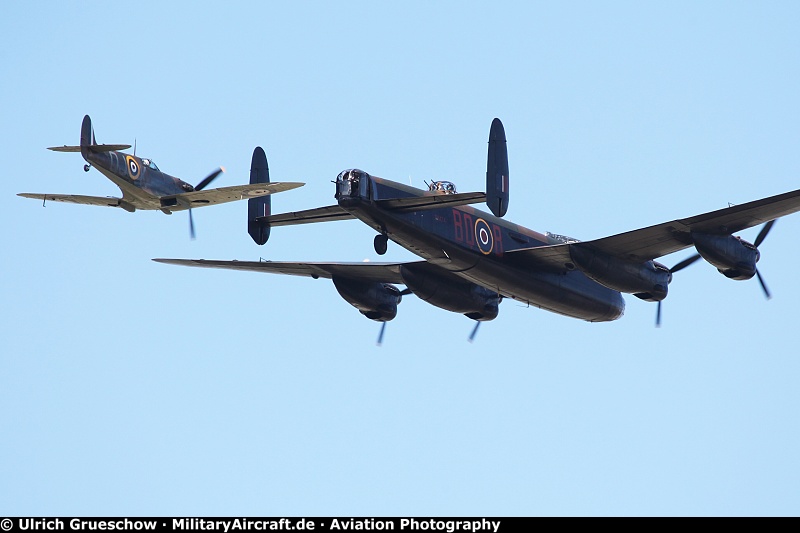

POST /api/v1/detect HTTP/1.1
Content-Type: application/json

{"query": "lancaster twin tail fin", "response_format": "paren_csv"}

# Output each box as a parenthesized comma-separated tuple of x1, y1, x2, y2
(248, 146, 272, 245)
(486, 118, 509, 218)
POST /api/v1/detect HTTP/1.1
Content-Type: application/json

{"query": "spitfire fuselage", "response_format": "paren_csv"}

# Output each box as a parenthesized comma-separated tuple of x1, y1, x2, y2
(84, 149, 194, 212)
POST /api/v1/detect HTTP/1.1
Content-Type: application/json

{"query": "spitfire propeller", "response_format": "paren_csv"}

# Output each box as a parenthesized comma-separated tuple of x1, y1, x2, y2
(188, 167, 225, 239)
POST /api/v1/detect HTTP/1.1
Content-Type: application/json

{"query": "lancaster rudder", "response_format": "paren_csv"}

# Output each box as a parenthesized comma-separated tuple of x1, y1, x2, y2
(486, 118, 509, 218)
(248, 146, 271, 245)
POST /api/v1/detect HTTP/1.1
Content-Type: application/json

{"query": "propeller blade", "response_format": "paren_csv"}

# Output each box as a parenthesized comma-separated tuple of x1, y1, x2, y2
(468, 321, 481, 343)
(189, 208, 196, 240)
(755, 269, 772, 300)
(671, 254, 702, 273)
(754, 219, 776, 248)
(655, 300, 662, 328)
(194, 167, 225, 191)
(376, 322, 387, 346)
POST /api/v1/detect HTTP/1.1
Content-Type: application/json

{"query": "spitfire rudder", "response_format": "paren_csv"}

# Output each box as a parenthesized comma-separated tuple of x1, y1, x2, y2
(248, 146, 271, 245)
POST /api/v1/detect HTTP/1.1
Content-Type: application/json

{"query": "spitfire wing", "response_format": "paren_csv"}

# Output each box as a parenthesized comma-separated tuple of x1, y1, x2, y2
(508, 186, 800, 270)
(173, 182, 304, 209)
(17, 193, 123, 208)
(152, 258, 417, 284)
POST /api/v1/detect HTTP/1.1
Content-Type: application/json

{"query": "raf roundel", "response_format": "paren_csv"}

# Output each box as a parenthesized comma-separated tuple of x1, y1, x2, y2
(474, 218, 494, 255)
(125, 155, 140, 180)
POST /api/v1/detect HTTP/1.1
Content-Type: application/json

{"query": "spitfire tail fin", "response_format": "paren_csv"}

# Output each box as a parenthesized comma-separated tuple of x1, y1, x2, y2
(486, 118, 509, 218)
(248, 146, 271, 245)
(48, 115, 131, 154)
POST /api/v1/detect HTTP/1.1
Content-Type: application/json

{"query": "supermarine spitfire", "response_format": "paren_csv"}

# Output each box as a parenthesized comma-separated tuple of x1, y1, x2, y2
(154, 118, 800, 343)
(18, 115, 304, 237)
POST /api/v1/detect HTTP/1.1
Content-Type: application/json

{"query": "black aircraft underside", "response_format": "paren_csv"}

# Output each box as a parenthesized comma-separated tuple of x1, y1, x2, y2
(332, 193, 625, 322)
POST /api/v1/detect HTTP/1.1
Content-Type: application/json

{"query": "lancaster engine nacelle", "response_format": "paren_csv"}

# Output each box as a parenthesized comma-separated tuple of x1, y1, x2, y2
(399, 265, 500, 320)
(568, 246, 672, 302)
(332, 277, 402, 321)
(691, 232, 759, 280)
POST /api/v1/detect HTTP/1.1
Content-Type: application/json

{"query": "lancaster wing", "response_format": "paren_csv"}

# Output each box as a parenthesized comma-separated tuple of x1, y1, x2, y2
(152, 258, 419, 284)
(507, 186, 800, 270)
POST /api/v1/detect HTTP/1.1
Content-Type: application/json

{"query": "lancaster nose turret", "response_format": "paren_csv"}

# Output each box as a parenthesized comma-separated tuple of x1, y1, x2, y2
(335, 169, 370, 206)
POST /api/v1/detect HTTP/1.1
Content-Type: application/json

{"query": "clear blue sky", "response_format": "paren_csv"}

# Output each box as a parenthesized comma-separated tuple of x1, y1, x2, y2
(2, 0, 800, 516)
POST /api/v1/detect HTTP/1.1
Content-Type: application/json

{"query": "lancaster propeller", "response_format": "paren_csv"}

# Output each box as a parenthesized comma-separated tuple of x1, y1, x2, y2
(752, 219, 775, 299)
(468, 321, 481, 343)
(656, 220, 776, 326)
(376, 322, 388, 347)
(654, 254, 701, 327)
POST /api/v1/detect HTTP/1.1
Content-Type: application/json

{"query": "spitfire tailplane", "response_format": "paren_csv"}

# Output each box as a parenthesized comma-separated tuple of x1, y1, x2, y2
(248, 146, 271, 245)
(48, 115, 131, 154)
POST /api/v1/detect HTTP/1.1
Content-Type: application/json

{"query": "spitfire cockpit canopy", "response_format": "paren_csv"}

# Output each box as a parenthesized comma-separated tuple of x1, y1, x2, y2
(428, 180, 457, 194)
(141, 158, 159, 171)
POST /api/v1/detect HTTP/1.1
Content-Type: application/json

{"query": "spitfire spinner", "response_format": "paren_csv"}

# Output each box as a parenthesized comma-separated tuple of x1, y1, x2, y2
(155, 119, 800, 342)
(18, 115, 304, 237)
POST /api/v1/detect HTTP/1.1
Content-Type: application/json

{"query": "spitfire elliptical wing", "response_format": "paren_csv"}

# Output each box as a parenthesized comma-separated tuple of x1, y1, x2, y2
(17, 193, 124, 208)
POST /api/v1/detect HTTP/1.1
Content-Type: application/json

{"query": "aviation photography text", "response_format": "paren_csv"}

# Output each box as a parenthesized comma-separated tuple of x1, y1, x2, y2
(7, 519, 502, 533)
